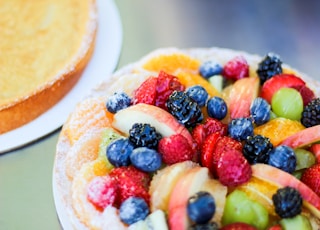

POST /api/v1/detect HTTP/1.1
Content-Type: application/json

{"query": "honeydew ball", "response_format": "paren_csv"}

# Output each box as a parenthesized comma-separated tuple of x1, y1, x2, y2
(271, 87, 303, 121)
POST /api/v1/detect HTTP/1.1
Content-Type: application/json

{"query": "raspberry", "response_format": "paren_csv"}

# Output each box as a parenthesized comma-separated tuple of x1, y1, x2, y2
(86, 175, 118, 210)
(217, 148, 252, 186)
(109, 166, 151, 206)
(211, 136, 242, 177)
(133, 76, 157, 105)
(155, 71, 185, 109)
(222, 55, 249, 80)
(158, 134, 195, 164)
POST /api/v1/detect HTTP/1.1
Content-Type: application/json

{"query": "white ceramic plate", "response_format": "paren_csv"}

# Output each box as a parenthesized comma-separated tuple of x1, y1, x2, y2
(0, 0, 122, 154)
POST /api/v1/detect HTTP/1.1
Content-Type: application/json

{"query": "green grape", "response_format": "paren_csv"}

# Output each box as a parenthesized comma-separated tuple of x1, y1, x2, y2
(222, 190, 269, 230)
(98, 128, 123, 170)
(294, 148, 316, 171)
(271, 87, 303, 120)
(280, 214, 312, 230)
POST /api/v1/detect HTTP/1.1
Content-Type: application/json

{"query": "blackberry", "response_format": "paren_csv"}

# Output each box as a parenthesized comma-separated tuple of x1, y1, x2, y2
(268, 145, 296, 174)
(243, 135, 273, 164)
(301, 98, 320, 127)
(272, 186, 302, 218)
(257, 53, 283, 85)
(166, 91, 203, 128)
(129, 123, 162, 149)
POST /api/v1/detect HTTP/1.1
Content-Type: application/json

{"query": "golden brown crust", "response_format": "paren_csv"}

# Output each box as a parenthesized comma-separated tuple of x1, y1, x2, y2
(0, 0, 97, 134)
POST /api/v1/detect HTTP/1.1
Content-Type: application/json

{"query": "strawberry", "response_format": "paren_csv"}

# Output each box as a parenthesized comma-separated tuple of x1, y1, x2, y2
(155, 71, 185, 109)
(133, 76, 157, 105)
(220, 222, 258, 230)
(309, 144, 320, 164)
(158, 133, 195, 164)
(86, 175, 118, 210)
(211, 136, 243, 177)
(260, 74, 305, 103)
(222, 55, 249, 80)
(109, 166, 151, 206)
(217, 148, 252, 186)
(300, 163, 320, 196)
(192, 118, 227, 152)
(291, 84, 315, 106)
(268, 225, 282, 230)
(200, 132, 221, 171)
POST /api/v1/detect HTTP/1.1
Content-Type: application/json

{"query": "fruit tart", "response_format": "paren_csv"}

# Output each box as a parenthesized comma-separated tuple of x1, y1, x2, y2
(53, 47, 320, 229)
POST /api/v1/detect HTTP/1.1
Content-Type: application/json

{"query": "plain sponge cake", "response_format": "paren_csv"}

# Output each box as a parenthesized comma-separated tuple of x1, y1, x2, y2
(0, 0, 97, 134)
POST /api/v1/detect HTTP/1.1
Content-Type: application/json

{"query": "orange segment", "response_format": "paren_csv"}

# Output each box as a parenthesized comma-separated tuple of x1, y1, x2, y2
(176, 72, 221, 97)
(254, 117, 305, 146)
(63, 97, 113, 145)
(142, 53, 201, 75)
(237, 176, 278, 216)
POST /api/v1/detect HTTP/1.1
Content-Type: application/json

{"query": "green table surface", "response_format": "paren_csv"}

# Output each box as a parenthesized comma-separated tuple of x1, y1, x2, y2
(1, 0, 320, 229)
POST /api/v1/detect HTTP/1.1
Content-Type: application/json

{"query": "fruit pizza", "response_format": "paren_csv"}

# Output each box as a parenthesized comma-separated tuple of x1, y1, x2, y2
(53, 47, 320, 229)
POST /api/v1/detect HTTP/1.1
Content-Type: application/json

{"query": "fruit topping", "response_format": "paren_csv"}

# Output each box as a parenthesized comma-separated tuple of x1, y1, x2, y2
(279, 214, 312, 230)
(166, 90, 203, 128)
(271, 87, 303, 120)
(228, 117, 254, 141)
(130, 147, 162, 173)
(86, 175, 118, 210)
(187, 191, 216, 224)
(133, 76, 158, 105)
(200, 132, 222, 172)
(106, 138, 134, 167)
(291, 84, 316, 106)
(301, 163, 320, 197)
(158, 133, 195, 165)
(243, 135, 273, 164)
(256, 52, 283, 85)
(185, 85, 209, 107)
(106, 92, 132, 114)
(222, 190, 269, 230)
(199, 60, 223, 79)
(220, 222, 258, 230)
(217, 149, 252, 186)
(268, 145, 296, 174)
(301, 98, 320, 128)
(119, 197, 149, 225)
(250, 97, 270, 125)
(272, 186, 302, 218)
(294, 148, 316, 171)
(129, 123, 162, 149)
(207, 96, 228, 120)
(222, 55, 249, 80)
(189, 222, 219, 230)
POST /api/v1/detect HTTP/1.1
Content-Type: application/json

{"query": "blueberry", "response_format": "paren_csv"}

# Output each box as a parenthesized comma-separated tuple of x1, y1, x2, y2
(207, 96, 228, 120)
(106, 138, 134, 167)
(268, 145, 296, 174)
(187, 191, 216, 224)
(185, 85, 209, 107)
(130, 147, 162, 173)
(228, 117, 254, 141)
(250, 97, 270, 125)
(106, 92, 131, 113)
(199, 60, 223, 79)
(119, 197, 149, 225)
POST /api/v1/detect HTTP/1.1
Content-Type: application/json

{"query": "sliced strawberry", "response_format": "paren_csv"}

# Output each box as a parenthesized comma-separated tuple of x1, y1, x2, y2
(217, 148, 252, 186)
(158, 133, 195, 165)
(301, 163, 320, 196)
(291, 85, 315, 106)
(211, 136, 243, 177)
(109, 166, 151, 206)
(133, 76, 157, 105)
(222, 55, 249, 80)
(203, 117, 228, 136)
(309, 143, 320, 164)
(192, 124, 206, 152)
(260, 74, 305, 103)
(155, 71, 185, 109)
(200, 132, 222, 171)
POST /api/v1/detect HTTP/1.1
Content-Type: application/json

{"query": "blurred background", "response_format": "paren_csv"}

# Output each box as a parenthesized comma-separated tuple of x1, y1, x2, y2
(0, 0, 319, 229)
